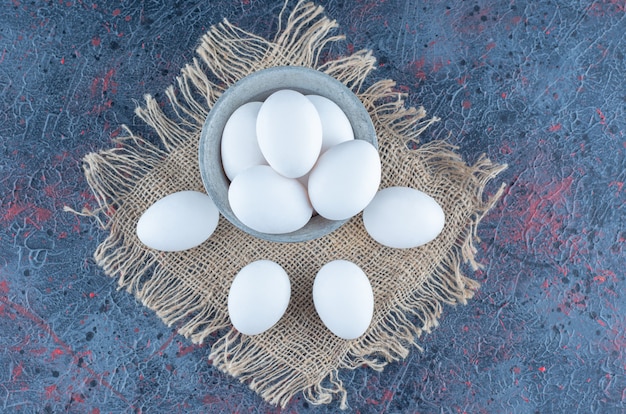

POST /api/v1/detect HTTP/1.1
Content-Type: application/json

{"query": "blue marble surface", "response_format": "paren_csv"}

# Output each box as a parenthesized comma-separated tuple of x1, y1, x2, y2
(1, 1, 624, 412)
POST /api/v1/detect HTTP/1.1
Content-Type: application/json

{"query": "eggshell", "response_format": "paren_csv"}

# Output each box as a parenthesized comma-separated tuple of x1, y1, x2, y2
(363, 186, 445, 249)
(228, 165, 313, 234)
(136, 191, 219, 252)
(228, 260, 291, 336)
(221, 101, 267, 181)
(308, 140, 381, 220)
(306, 95, 354, 153)
(256, 89, 322, 178)
(313, 260, 374, 340)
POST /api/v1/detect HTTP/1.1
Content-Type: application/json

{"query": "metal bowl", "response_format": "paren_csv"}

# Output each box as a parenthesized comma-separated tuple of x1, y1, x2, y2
(198, 66, 377, 243)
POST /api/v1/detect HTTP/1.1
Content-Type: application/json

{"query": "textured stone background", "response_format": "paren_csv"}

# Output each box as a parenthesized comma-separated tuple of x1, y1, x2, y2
(1, 1, 624, 413)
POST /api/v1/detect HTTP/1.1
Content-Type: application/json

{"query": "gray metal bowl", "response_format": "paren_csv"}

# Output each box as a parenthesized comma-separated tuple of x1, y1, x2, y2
(198, 66, 378, 243)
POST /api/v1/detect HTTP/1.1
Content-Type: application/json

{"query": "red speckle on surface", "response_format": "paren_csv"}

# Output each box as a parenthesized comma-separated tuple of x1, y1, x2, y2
(594, 268, 618, 283)
(411, 57, 426, 81)
(102, 68, 117, 94)
(565, 234, 589, 265)
(202, 394, 221, 404)
(34, 206, 52, 222)
(90, 68, 118, 98)
(29, 347, 48, 357)
(381, 389, 394, 402)
(1, 202, 52, 228)
(486, 42, 496, 51)
(365, 398, 380, 405)
(608, 181, 624, 197)
(538, 366, 546, 373)
(546, 176, 574, 203)
(89, 78, 100, 97)
(594, 275, 607, 283)
(556, 264, 569, 276)
(43, 183, 68, 200)
(587, 1, 626, 17)
(72, 393, 86, 403)
(110, 126, 122, 138)
(91, 36, 101, 47)
(432, 56, 446, 72)
(45, 384, 58, 399)
(50, 348, 65, 361)
(177, 342, 203, 357)
(596, 108, 607, 124)
(12, 362, 24, 380)
(549, 123, 562, 132)
(112, 8, 121, 16)
(147, 329, 177, 360)
(52, 150, 71, 165)
(462, 99, 472, 109)
(2, 203, 29, 222)
(500, 174, 576, 266)
(0, 304, 12, 319)
(0, 280, 9, 295)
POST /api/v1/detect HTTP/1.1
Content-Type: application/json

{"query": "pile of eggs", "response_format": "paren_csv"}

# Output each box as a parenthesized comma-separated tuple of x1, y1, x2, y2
(223, 89, 381, 234)
(136, 88, 446, 340)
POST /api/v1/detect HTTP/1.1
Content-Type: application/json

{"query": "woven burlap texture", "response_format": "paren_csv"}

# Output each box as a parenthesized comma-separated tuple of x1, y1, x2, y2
(73, 1, 506, 409)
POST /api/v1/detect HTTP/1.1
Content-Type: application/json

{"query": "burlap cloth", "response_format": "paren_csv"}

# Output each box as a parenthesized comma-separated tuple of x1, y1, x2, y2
(73, 1, 506, 409)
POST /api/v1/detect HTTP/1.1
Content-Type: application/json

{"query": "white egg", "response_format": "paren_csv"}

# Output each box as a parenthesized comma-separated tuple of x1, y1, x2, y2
(308, 140, 381, 220)
(306, 95, 354, 154)
(228, 260, 291, 336)
(221, 101, 267, 181)
(228, 165, 313, 234)
(256, 89, 322, 178)
(313, 260, 374, 340)
(136, 191, 219, 252)
(363, 186, 445, 249)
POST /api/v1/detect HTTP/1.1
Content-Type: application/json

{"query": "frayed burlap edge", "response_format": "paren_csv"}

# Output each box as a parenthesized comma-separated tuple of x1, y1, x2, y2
(67, 0, 507, 409)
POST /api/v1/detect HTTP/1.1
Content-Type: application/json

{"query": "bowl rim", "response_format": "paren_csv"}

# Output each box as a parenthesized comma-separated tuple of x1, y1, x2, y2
(198, 66, 378, 243)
